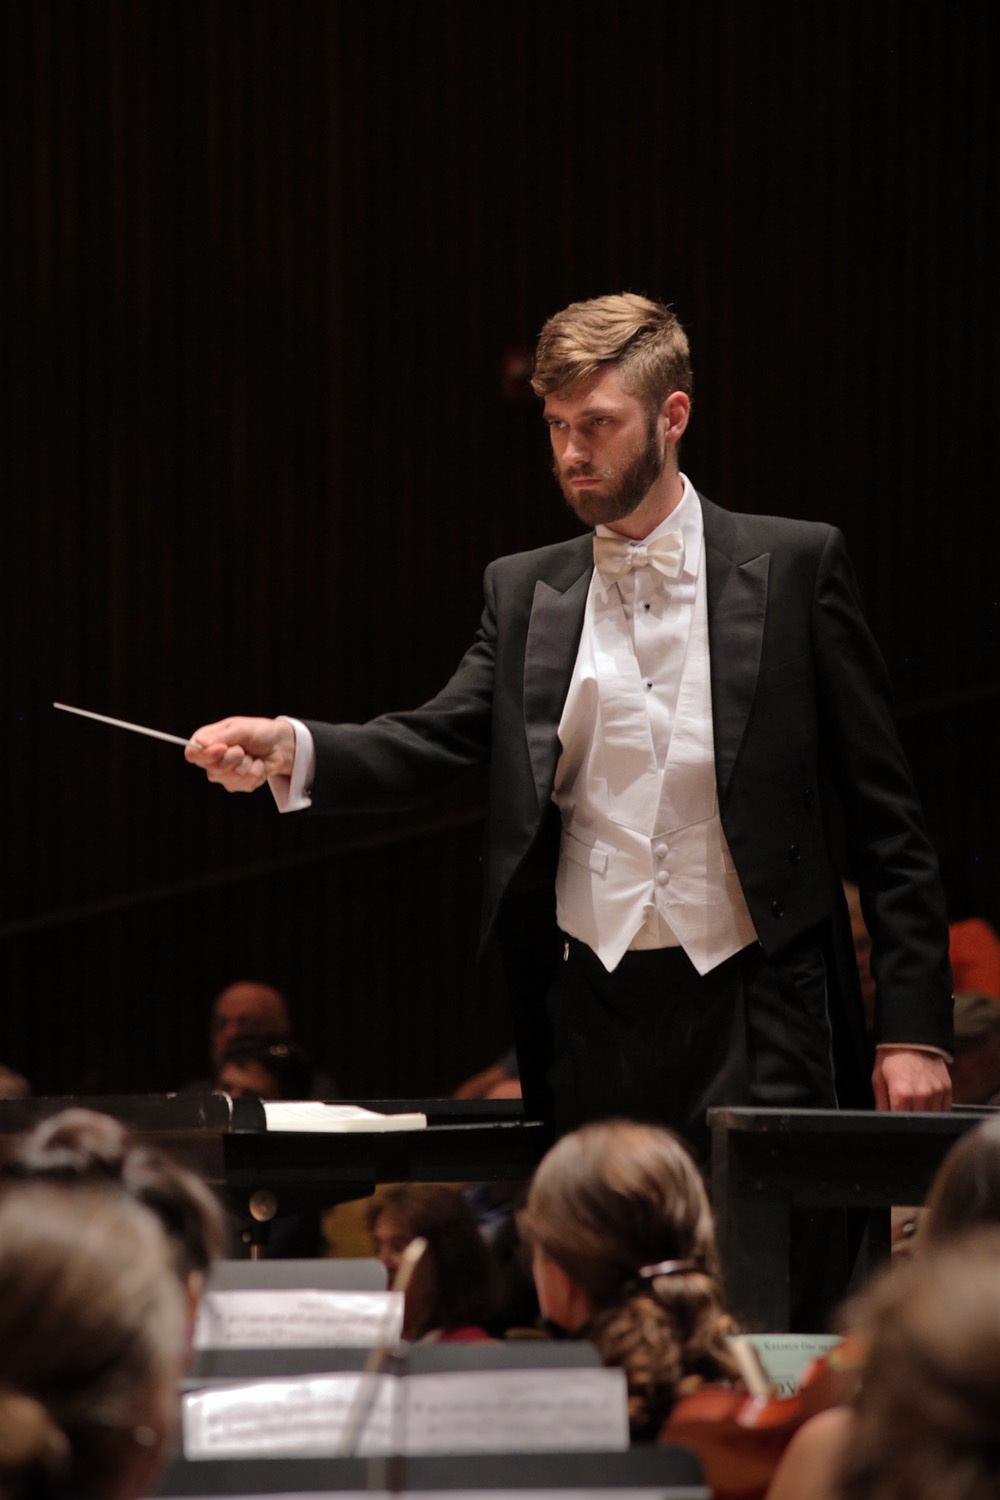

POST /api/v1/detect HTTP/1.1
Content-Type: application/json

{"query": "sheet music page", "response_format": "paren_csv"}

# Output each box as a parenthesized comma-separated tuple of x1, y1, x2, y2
(182, 1367, 628, 1460)
(736, 1333, 841, 1396)
(262, 1102, 427, 1132)
(192, 1289, 404, 1349)
(181, 1493, 667, 1500)
(402, 1368, 630, 1453)
(182, 1374, 398, 1458)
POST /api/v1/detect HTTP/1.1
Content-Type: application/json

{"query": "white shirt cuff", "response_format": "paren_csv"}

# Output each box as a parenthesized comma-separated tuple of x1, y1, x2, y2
(875, 1042, 953, 1065)
(268, 716, 316, 812)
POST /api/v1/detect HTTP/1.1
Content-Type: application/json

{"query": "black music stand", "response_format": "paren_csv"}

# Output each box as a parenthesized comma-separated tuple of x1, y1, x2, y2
(710, 1104, 993, 1329)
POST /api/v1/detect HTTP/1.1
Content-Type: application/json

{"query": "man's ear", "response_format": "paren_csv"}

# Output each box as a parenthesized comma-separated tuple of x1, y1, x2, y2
(660, 390, 691, 444)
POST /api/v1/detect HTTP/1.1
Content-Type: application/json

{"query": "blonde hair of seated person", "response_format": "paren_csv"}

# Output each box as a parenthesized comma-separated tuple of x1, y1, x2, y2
(523, 1119, 740, 1437)
(0, 1184, 188, 1500)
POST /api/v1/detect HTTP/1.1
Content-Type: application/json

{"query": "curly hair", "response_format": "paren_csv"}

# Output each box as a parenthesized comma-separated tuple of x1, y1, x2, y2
(523, 1120, 739, 1437)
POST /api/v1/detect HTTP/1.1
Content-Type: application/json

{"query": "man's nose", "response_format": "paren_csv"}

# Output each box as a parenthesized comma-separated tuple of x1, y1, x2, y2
(563, 430, 589, 463)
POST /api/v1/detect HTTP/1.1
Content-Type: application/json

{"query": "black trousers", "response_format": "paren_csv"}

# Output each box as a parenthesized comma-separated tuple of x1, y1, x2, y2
(544, 933, 839, 1152)
(542, 931, 846, 1329)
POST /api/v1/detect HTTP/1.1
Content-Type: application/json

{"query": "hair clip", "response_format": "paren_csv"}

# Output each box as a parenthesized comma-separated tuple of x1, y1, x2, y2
(638, 1258, 699, 1278)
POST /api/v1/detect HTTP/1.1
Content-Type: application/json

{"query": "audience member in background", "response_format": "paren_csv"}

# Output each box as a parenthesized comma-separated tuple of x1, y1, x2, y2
(211, 980, 292, 1068)
(0, 1107, 227, 1303)
(366, 1184, 497, 1342)
(948, 914, 1000, 1000)
(845, 878, 1000, 1032)
(452, 1047, 521, 1100)
(213, 1034, 315, 1100)
(522, 1119, 741, 1438)
(948, 988, 1000, 1104)
(0, 1183, 189, 1500)
(767, 1230, 1000, 1500)
(0, 1063, 29, 1098)
(183, 980, 337, 1097)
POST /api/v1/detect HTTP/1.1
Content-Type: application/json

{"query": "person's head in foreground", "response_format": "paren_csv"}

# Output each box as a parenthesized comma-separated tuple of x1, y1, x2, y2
(366, 1183, 497, 1341)
(0, 1107, 227, 1298)
(0, 1184, 188, 1500)
(920, 1112, 1000, 1249)
(523, 1119, 739, 1437)
(836, 1229, 1000, 1500)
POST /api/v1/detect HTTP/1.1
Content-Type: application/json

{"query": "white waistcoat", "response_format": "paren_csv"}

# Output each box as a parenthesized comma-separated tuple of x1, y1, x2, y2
(552, 526, 757, 975)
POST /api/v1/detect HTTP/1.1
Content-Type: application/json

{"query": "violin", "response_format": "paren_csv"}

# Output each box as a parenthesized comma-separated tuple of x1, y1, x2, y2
(658, 1335, 865, 1500)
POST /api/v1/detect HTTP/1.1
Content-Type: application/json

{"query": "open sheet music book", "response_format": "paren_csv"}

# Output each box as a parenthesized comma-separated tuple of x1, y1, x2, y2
(262, 1102, 427, 1132)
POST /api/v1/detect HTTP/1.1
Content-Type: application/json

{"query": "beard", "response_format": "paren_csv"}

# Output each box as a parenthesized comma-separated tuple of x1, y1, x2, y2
(554, 415, 666, 527)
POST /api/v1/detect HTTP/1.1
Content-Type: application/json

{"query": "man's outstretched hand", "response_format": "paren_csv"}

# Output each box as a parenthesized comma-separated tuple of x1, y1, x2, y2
(184, 716, 296, 793)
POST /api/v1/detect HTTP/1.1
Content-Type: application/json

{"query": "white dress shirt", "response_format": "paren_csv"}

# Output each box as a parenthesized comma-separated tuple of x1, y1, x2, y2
(552, 477, 757, 972)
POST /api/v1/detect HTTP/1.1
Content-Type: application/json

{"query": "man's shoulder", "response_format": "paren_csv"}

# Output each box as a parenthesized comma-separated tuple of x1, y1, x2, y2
(699, 491, 841, 558)
(485, 532, 593, 583)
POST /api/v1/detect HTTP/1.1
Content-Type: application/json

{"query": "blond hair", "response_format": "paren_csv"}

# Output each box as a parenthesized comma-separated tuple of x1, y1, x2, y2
(524, 1120, 738, 1437)
(531, 293, 693, 408)
(0, 1184, 186, 1500)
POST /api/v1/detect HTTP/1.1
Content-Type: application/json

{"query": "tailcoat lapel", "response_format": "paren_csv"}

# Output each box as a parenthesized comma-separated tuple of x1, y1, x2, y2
(523, 538, 593, 812)
(701, 496, 770, 799)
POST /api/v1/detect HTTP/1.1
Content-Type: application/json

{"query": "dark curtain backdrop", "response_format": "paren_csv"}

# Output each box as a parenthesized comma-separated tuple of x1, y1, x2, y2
(3, 0, 998, 1097)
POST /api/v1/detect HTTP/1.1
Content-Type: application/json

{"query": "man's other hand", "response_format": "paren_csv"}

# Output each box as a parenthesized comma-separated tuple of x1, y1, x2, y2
(872, 1047, 952, 1112)
(184, 716, 296, 792)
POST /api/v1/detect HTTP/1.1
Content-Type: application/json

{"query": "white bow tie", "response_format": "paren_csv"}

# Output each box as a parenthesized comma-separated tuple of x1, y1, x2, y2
(592, 529, 684, 593)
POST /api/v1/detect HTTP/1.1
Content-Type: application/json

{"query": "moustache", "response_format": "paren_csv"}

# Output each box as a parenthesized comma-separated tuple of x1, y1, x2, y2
(560, 463, 613, 481)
